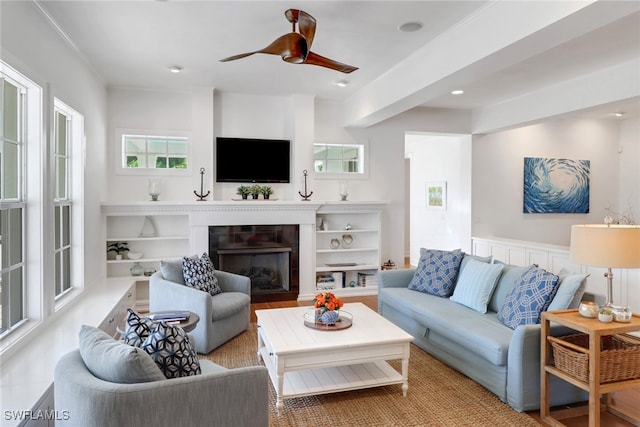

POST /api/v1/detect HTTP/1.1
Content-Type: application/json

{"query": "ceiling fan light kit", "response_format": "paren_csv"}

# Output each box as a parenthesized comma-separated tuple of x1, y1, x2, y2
(220, 9, 358, 74)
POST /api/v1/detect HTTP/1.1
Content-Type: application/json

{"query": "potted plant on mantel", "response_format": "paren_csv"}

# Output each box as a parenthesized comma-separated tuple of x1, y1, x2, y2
(236, 185, 251, 200)
(249, 184, 261, 200)
(107, 242, 129, 260)
(260, 185, 274, 200)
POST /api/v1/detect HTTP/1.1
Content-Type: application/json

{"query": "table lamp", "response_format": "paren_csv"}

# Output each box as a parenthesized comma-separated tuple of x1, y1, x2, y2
(570, 223, 640, 313)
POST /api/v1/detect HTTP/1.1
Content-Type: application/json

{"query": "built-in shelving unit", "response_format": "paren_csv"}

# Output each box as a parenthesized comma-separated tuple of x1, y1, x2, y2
(314, 202, 386, 296)
(105, 213, 189, 279)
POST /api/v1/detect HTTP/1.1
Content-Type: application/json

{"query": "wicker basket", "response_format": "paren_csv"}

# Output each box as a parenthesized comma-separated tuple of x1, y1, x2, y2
(548, 333, 640, 383)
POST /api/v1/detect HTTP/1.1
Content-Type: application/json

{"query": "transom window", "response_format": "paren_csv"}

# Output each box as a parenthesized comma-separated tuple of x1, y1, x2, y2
(122, 134, 188, 170)
(313, 143, 365, 175)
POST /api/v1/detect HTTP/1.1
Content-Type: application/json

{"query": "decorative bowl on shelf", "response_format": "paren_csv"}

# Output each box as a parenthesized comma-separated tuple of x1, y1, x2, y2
(127, 251, 143, 260)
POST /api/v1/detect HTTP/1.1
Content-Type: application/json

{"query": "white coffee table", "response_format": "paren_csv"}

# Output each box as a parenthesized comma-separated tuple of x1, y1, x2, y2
(255, 302, 413, 412)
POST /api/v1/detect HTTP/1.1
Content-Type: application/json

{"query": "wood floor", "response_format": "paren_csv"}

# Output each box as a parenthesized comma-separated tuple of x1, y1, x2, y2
(250, 295, 640, 426)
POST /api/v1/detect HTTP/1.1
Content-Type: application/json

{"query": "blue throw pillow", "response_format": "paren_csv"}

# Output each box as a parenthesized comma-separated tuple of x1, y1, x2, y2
(547, 268, 588, 311)
(182, 253, 221, 296)
(450, 258, 504, 313)
(408, 248, 464, 297)
(498, 265, 560, 329)
(79, 325, 165, 383)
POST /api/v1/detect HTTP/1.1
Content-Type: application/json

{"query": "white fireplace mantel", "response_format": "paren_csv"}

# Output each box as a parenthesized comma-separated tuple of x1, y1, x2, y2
(102, 200, 388, 300)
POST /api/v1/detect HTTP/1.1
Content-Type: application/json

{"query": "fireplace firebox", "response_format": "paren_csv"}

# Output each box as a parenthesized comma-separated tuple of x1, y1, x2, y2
(208, 225, 299, 302)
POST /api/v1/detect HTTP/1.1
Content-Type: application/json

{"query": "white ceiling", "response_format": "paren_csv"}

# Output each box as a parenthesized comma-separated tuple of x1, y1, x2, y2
(35, 0, 640, 122)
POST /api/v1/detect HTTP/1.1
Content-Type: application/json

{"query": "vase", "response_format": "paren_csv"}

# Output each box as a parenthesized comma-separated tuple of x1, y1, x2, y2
(130, 262, 144, 276)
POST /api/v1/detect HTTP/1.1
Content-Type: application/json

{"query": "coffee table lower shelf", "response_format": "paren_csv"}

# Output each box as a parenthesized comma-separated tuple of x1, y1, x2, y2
(258, 347, 404, 402)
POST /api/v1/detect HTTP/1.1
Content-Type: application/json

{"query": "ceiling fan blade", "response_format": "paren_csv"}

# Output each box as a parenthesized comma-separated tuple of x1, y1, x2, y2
(219, 51, 258, 62)
(304, 51, 358, 74)
(285, 9, 316, 48)
(220, 33, 308, 64)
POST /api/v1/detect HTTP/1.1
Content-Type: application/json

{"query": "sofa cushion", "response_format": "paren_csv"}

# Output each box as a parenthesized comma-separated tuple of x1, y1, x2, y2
(160, 259, 186, 284)
(123, 308, 156, 347)
(141, 321, 202, 379)
(160, 254, 198, 285)
(547, 268, 588, 311)
(379, 287, 512, 365)
(211, 292, 251, 321)
(497, 265, 560, 329)
(78, 325, 165, 383)
(450, 259, 504, 313)
(182, 253, 221, 296)
(488, 264, 529, 313)
(408, 248, 464, 297)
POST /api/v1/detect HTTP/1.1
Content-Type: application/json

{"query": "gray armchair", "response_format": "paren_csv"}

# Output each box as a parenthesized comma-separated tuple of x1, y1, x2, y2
(54, 350, 268, 427)
(149, 270, 251, 354)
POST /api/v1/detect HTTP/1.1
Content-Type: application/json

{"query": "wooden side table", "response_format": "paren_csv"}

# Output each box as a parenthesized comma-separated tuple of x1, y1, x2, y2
(541, 309, 640, 427)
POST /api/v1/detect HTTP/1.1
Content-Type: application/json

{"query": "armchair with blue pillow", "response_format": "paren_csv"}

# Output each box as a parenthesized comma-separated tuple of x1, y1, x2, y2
(150, 253, 251, 354)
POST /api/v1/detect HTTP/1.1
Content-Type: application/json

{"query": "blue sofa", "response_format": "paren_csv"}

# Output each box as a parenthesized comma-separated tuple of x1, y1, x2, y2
(377, 253, 598, 412)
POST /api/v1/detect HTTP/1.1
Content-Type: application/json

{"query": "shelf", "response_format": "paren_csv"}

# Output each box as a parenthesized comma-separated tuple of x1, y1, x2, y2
(316, 264, 379, 272)
(316, 229, 377, 234)
(106, 236, 188, 242)
(317, 247, 378, 254)
(107, 257, 181, 264)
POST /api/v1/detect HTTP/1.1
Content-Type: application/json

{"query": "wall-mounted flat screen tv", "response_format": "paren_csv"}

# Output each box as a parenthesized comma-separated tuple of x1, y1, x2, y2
(216, 137, 291, 183)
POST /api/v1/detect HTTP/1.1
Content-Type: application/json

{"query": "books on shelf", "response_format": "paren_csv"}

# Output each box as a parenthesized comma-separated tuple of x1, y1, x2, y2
(357, 272, 377, 287)
(316, 273, 336, 290)
(149, 311, 190, 321)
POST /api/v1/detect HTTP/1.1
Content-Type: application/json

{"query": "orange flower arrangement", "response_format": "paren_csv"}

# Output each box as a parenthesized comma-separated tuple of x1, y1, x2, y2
(314, 292, 344, 313)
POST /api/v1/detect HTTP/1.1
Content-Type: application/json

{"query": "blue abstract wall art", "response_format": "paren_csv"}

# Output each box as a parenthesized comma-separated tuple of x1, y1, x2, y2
(523, 157, 590, 214)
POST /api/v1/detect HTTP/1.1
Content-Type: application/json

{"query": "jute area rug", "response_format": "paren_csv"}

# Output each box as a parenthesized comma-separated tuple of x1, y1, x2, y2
(203, 324, 542, 427)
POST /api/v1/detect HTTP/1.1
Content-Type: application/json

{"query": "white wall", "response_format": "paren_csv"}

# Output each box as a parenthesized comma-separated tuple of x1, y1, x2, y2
(472, 118, 625, 246)
(1, 1, 108, 288)
(405, 133, 472, 266)
(107, 87, 198, 201)
(618, 117, 640, 222)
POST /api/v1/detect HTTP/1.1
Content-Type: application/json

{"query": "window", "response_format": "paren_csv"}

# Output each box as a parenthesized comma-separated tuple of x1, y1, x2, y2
(122, 134, 188, 170)
(1, 73, 26, 334)
(53, 105, 71, 298)
(313, 143, 366, 175)
(51, 98, 83, 307)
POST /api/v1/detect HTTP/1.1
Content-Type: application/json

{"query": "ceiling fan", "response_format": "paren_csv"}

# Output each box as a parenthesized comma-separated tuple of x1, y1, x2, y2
(220, 9, 358, 74)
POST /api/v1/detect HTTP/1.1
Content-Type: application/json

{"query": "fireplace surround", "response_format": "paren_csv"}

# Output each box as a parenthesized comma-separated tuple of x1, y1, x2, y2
(209, 224, 299, 302)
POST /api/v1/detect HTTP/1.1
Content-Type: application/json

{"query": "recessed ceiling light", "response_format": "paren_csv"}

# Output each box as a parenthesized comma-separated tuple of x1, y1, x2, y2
(610, 112, 624, 117)
(168, 65, 183, 73)
(451, 89, 464, 95)
(335, 80, 349, 87)
(399, 21, 423, 33)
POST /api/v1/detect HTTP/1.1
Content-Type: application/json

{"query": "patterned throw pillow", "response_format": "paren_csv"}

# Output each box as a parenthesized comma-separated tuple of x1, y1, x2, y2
(497, 265, 560, 329)
(123, 308, 156, 347)
(182, 253, 221, 296)
(408, 248, 464, 297)
(141, 321, 201, 379)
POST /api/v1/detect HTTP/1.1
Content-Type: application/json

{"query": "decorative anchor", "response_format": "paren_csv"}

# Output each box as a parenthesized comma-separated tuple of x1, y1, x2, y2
(298, 169, 313, 201)
(194, 167, 211, 201)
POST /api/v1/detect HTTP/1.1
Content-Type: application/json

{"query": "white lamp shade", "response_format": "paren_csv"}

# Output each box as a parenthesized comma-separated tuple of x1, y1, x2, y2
(570, 224, 640, 268)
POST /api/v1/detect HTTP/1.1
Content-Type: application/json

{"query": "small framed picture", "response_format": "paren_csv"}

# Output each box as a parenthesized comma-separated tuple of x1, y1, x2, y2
(426, 181, 446, 210)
